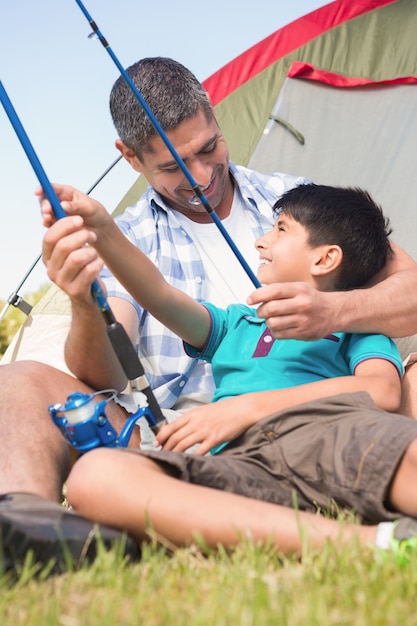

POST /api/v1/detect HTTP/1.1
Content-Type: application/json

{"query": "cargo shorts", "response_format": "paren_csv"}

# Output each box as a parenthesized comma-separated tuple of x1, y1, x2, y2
(133, 392, 417, 523)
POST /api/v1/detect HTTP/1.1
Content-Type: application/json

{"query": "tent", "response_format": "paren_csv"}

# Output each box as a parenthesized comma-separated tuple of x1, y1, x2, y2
(3, 0, 417, 368)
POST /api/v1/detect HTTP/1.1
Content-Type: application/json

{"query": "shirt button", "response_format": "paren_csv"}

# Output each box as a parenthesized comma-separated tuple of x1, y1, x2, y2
(195, 276, 202, 284)
(179, 380, 186, 387)
(264, 334, 273, 343)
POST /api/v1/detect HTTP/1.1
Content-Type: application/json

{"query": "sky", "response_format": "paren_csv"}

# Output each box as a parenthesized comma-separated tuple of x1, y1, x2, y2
(0, 0, 327, 304)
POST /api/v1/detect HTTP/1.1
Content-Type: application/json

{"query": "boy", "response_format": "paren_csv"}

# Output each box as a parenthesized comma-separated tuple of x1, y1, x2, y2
(41, 182, 417, 555)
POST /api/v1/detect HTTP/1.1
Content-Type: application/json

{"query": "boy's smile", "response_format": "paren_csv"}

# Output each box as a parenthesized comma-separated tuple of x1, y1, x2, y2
(255, 214, 318, 286)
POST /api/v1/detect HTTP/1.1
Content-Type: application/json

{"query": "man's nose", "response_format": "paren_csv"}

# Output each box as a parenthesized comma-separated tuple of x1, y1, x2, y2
(187, 159, 211, 188)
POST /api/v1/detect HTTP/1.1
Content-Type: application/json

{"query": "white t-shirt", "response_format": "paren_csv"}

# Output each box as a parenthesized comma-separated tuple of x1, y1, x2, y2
(172, 189, 260, 407)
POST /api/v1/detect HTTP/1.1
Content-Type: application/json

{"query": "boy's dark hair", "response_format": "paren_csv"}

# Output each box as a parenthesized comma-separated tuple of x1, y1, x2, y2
(109, 57, 214, 158)
(273, 183, 393, 290)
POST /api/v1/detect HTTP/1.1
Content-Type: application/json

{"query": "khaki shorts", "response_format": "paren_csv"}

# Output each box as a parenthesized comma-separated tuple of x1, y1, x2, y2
(134, 392, 417, 523)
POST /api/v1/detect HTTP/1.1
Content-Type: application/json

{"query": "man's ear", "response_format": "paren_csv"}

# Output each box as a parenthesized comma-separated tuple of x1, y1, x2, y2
(115, 139, 143, 173)
(310, 244, 343, 277)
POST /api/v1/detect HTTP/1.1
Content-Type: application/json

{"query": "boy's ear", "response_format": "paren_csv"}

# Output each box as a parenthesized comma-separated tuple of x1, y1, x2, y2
(115, 139, 143, 173)
(310, 244, 343, 277)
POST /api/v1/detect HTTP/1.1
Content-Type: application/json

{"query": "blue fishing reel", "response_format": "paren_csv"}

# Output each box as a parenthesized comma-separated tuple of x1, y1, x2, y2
(49, 390, 159, 454)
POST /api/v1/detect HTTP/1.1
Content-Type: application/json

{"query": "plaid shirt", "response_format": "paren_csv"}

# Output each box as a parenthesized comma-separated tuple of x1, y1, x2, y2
(101, 163, 308, 408)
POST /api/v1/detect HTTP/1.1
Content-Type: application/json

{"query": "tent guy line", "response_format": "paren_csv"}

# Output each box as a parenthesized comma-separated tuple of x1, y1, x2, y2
(0, 153, 123, 322)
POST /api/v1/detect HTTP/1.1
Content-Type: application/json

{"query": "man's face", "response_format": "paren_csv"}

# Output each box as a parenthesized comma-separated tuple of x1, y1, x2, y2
(126, 109, 233, 222)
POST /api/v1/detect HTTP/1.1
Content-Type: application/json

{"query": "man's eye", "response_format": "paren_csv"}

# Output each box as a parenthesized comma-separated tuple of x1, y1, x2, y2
(201, 142, 217, 154)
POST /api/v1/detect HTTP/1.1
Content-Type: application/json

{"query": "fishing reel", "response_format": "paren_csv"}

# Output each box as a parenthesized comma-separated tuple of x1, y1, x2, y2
(49, 390, 161, 454)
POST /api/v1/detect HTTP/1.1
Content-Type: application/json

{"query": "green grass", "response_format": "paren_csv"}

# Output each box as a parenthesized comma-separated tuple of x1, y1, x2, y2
(1, 533, 417, 625)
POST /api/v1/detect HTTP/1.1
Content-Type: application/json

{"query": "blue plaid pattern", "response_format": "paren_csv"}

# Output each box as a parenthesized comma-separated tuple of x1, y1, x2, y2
(101, 163, 308, 407)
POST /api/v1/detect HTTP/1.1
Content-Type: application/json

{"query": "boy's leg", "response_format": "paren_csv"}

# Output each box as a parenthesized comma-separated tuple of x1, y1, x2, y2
(66, 448, 377, 555)
(388, 438, 417, 516)
(400, 363, 417, 418)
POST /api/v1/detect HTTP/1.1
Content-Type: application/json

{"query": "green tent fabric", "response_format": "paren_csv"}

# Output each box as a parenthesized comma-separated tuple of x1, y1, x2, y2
(3, 0, 417, 368)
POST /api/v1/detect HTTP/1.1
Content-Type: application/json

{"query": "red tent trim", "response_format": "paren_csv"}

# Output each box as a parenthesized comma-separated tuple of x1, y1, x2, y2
(287, 61, 417, 87)
(203, 0, 397, 106)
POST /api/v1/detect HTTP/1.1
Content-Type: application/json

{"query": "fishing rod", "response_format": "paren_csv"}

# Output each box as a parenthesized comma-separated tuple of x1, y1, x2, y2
(73, 0, 261, 290)
(0, 78, 167, 442)
(0, 154, 123, 323)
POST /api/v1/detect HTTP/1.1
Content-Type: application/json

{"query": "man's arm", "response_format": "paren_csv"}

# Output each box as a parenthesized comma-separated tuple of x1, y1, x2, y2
(156, 358, 401, 455)
(248, 242, 417, 340)
(64, 296, 139, 392)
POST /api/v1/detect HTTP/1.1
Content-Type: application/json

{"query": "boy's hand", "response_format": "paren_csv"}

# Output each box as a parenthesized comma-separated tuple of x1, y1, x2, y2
(41, 208, 104, 304)
(155, 396, 256, 455)
(39, 183, 111, 303)
(37, 183, 109, 231)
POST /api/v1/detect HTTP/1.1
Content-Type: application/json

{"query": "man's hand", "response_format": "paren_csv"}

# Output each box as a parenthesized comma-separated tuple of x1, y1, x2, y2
(247, 282, 340, 341)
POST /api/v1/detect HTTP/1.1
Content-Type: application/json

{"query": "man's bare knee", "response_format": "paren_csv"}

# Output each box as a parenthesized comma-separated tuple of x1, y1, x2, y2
(0, 360, 92, 500)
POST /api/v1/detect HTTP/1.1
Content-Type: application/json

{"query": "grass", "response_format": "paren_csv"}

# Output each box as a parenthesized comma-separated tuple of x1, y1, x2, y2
(1, 530, 417, 625)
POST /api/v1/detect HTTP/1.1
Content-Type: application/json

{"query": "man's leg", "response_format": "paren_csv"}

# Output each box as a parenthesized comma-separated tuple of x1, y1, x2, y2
(0, 361, 79, 501)
(66, 448, 378, 555)
(0, 360, 141, 571)
(0, 359, 140, 501)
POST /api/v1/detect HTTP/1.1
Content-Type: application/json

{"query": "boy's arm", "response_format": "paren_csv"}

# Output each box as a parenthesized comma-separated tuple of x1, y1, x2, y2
(156, 358, 401, 455)
(94, 217, 210, 348)
(41, 184, 211, 351)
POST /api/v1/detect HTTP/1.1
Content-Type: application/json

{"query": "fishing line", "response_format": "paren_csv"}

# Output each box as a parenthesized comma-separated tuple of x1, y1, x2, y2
(73, 0, 261, 289)
(0, 79, 166, 427)
(0, 154, 123, 322)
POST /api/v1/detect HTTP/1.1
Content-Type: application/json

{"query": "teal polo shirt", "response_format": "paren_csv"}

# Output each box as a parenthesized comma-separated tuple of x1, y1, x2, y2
(184, 302, 404, 404)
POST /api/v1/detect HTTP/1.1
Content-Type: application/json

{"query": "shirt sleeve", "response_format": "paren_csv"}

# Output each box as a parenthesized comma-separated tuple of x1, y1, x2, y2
(182, 302, 226, 361)
(346, 333, 404, 379)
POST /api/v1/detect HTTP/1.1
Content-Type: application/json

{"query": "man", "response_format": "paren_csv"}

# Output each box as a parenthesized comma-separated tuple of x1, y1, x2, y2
(1, 58, 417, 571)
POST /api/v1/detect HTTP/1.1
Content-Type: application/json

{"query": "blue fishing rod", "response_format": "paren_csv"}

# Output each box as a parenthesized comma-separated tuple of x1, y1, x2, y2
(0, 79, 167, 450)
(73, 0, 261, 290)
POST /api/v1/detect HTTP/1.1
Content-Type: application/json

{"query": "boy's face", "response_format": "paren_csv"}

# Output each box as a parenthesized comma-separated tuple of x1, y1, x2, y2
(255, 213, 317, 285)
(119, 109, 233, 223)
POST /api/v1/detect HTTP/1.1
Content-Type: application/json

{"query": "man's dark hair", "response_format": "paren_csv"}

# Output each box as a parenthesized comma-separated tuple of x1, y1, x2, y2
(273, 183, 393, 290)
(109, 57, 214, 158)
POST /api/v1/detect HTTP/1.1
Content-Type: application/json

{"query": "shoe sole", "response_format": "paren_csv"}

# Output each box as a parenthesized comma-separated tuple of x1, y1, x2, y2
(0, 493, 140, 574)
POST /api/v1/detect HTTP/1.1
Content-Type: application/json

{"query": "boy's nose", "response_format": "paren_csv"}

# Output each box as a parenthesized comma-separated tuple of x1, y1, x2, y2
(255, 236, 265, 251)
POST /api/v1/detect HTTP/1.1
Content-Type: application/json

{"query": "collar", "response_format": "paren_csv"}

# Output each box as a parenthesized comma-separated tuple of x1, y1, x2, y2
(146, 162, 262, 218)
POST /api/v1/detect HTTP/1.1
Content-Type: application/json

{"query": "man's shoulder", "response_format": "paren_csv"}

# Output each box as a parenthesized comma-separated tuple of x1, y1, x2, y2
(231, 163, 310, 196)
(114, 186, 172, 233)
